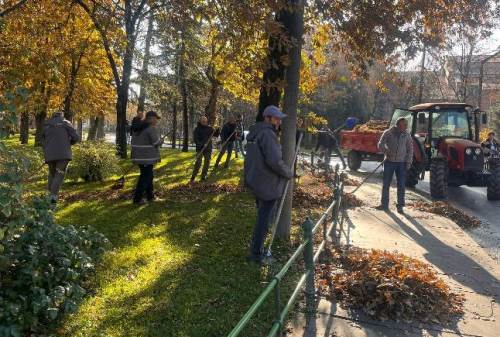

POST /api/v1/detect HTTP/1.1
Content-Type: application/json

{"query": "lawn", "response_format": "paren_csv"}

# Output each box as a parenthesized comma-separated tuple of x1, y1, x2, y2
(7, 139, 307, 337)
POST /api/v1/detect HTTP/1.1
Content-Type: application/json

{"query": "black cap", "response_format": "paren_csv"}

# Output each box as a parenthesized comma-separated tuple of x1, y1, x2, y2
(146, 110, 161, 119)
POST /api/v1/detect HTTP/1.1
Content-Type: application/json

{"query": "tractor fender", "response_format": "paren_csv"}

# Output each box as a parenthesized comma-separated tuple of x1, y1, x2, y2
(412, 136, 426, 164)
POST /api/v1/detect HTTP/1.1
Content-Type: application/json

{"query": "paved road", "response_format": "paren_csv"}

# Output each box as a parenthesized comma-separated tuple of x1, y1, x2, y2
(321, 156, 500, 261)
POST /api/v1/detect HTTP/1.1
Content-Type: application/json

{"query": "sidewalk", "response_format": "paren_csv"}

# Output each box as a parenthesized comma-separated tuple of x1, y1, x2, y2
(289, 180, 500, 337)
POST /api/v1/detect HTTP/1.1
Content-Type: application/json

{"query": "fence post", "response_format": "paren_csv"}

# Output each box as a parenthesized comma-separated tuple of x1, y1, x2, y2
(331, 169, 340, 244)
(302, 218, 316, 320)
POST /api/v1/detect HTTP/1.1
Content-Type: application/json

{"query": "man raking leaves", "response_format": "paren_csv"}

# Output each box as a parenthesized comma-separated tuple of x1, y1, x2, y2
(244, 105, 294, 265)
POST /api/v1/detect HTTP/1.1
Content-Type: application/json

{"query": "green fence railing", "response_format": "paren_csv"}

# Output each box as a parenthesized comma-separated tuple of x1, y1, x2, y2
(228, 164, 346, 337)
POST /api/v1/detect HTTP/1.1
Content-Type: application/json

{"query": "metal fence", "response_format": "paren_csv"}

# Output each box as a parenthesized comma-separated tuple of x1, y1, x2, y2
(228, 164, 347, 337)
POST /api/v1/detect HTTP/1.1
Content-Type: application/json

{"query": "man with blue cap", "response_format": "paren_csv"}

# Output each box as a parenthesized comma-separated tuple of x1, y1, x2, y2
(244, 105, 293, 264)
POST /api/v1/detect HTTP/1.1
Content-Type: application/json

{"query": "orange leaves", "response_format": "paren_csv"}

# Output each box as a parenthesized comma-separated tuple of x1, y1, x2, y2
(408, 201, 481, 228)
(353, 120, 389, 133)
(317, 246, 465, 323)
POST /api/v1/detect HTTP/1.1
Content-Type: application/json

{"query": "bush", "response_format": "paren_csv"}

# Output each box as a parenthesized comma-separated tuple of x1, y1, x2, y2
(67, 141, 119, 182)
(0, 143, 110, 337)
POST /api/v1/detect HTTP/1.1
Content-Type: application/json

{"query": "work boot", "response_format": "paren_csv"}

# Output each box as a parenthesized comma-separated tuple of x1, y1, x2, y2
(397, 206, 405, 214)
(375, 205, 389, 211)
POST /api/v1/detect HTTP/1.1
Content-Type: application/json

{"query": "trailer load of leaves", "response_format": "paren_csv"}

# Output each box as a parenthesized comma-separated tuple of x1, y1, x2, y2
(353, 120, 389, 133)
(317, 246, 464, 323)
(408, 201, 481, 228)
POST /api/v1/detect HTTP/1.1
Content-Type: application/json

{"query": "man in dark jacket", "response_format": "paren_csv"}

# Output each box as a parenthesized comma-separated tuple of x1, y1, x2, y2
(234, 114, 245, 158)
(190, 116, 218, 182)
(244, 105, 293, 264)
(131, 111, 164, 204)
(481, 131, 499, 157)
(42, 111, 80, 204)
(214, 115, 237, 169)
(315, 127, 346, 169)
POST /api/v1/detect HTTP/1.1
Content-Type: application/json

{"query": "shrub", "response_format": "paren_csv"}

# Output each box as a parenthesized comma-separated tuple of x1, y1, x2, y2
(67, 141, 119, 182)
(0, 143, 110, 337)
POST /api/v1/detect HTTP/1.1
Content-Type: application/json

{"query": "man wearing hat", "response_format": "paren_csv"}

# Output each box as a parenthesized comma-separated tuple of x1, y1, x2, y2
(42, 111, 80, 204)
(244, 105, 293, 264)
(131, 110, 164, 204)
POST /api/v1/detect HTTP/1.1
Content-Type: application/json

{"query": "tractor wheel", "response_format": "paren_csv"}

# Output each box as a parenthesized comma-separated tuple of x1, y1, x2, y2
(406, 159, 421, 188)
(487, 168, 500, 201)
(347, 150, 361, 171)
(430, 159, 448, 199)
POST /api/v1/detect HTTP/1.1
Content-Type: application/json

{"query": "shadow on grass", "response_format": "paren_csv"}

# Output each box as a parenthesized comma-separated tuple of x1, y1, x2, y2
(58, 179, 296, 337)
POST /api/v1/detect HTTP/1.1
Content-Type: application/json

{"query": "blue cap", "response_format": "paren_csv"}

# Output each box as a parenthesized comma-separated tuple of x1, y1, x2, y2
(263, 105, 287, 119)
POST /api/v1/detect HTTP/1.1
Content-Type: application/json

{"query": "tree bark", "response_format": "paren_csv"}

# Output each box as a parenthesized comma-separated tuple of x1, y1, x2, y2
(19, 111, 29, 144)
(137, 11, 154, 114)
(179, 38, 189, 152)
(276, 0, 305, 239)
(77, 118, 83, 137)
(34, 83, 51, 147)
(256, 8, 289, 121)
(205, 79, 221, 125)
(87, 117, 98, 141)
(96, 115, 105, 139)
(171, 101, 177, 148)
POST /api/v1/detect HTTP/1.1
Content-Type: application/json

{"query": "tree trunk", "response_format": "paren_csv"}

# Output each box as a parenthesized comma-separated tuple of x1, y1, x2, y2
(417, 45, 426, 104)
(34, 83, 51, 147)
(77, 118, 83, 137)
(256, 8, 289, 121)
(96, 115, 105, 139)
(172, 101, 177, 149)
(205, 80, 220, 125)
(19, 111, 29, 144)
(179, 38, 189, 152)
(63, 55, 82, 122)
(88, 117, 98, 141)
(137, 12, 154, 114)
(276, 0, 305, 239)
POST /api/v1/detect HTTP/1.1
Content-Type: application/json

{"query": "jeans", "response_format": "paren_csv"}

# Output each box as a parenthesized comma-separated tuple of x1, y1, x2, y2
(191, 149, 211, 181)
(215, 141, 234, 168)
(47, 160, 69, 199)
(381, 161, 406, 208)
(234, 139, 245, 158)
(134, 164, 154, 202)
(250, 198, 277, 259)
(325, 146, 346, 168)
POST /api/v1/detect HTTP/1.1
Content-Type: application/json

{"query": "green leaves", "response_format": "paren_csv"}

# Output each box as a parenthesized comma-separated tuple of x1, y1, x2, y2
(0, 142, 110, 335)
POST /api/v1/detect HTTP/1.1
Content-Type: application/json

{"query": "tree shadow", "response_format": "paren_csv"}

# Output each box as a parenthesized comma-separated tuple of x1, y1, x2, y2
(386, 211, 500, 299)
(60, 188, 298, 337)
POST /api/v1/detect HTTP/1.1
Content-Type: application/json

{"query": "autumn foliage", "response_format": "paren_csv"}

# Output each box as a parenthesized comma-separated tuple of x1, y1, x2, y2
(318, 246, 464, 323)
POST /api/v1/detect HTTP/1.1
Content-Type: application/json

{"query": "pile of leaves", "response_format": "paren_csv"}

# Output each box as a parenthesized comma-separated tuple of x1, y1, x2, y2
(159, 182, 243, 200)
(408, 201, 481, 228)
(353, 120, 389, 133)
(317, 246, 464, 323)
(60, 189, 129, 203)
(1, 142, 110, 336)
(342, 176, 360, 187)
(294, 174, 333, 208)
(342, 192, 363, 208)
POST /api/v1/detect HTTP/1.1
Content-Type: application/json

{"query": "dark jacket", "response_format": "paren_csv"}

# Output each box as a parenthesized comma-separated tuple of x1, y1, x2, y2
(42, 113, 80, 163)
(236, 120, 244, 140)
(244, 122, 293, 201)
(221, 122, 237, 142)
(130, 116, 147, 134)
(193, 123, 217, 152)
(481, 138, 499, 155)
(315, 130, 337, 152)
(131, 124, 163, 165)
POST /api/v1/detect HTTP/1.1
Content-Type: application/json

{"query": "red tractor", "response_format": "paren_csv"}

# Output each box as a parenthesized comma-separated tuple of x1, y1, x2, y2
(341, 102, 500, 200)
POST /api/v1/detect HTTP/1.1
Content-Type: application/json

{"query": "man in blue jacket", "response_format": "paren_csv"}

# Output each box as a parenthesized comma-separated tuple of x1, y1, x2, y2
(244, 105, 293, 264)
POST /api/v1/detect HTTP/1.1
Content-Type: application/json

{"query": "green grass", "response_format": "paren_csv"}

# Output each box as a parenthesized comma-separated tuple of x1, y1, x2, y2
(4, 138, 305, 337)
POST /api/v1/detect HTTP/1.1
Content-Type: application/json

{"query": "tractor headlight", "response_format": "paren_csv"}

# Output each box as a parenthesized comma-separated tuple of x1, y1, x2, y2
(465, 148, 472, 155)
(475, 148, 481, 155)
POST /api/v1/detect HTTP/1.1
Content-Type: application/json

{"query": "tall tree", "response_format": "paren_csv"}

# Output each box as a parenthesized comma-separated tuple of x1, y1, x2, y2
(137, 11, 155, 114)
(74, 0, 151, 157)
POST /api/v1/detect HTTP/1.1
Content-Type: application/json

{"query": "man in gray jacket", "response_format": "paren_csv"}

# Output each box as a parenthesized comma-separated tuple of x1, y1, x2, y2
(42, 111, 80, 204)
(244, 105, 293, 264)
(131, 111, 164, 204)
(376, 117, 413, 213)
